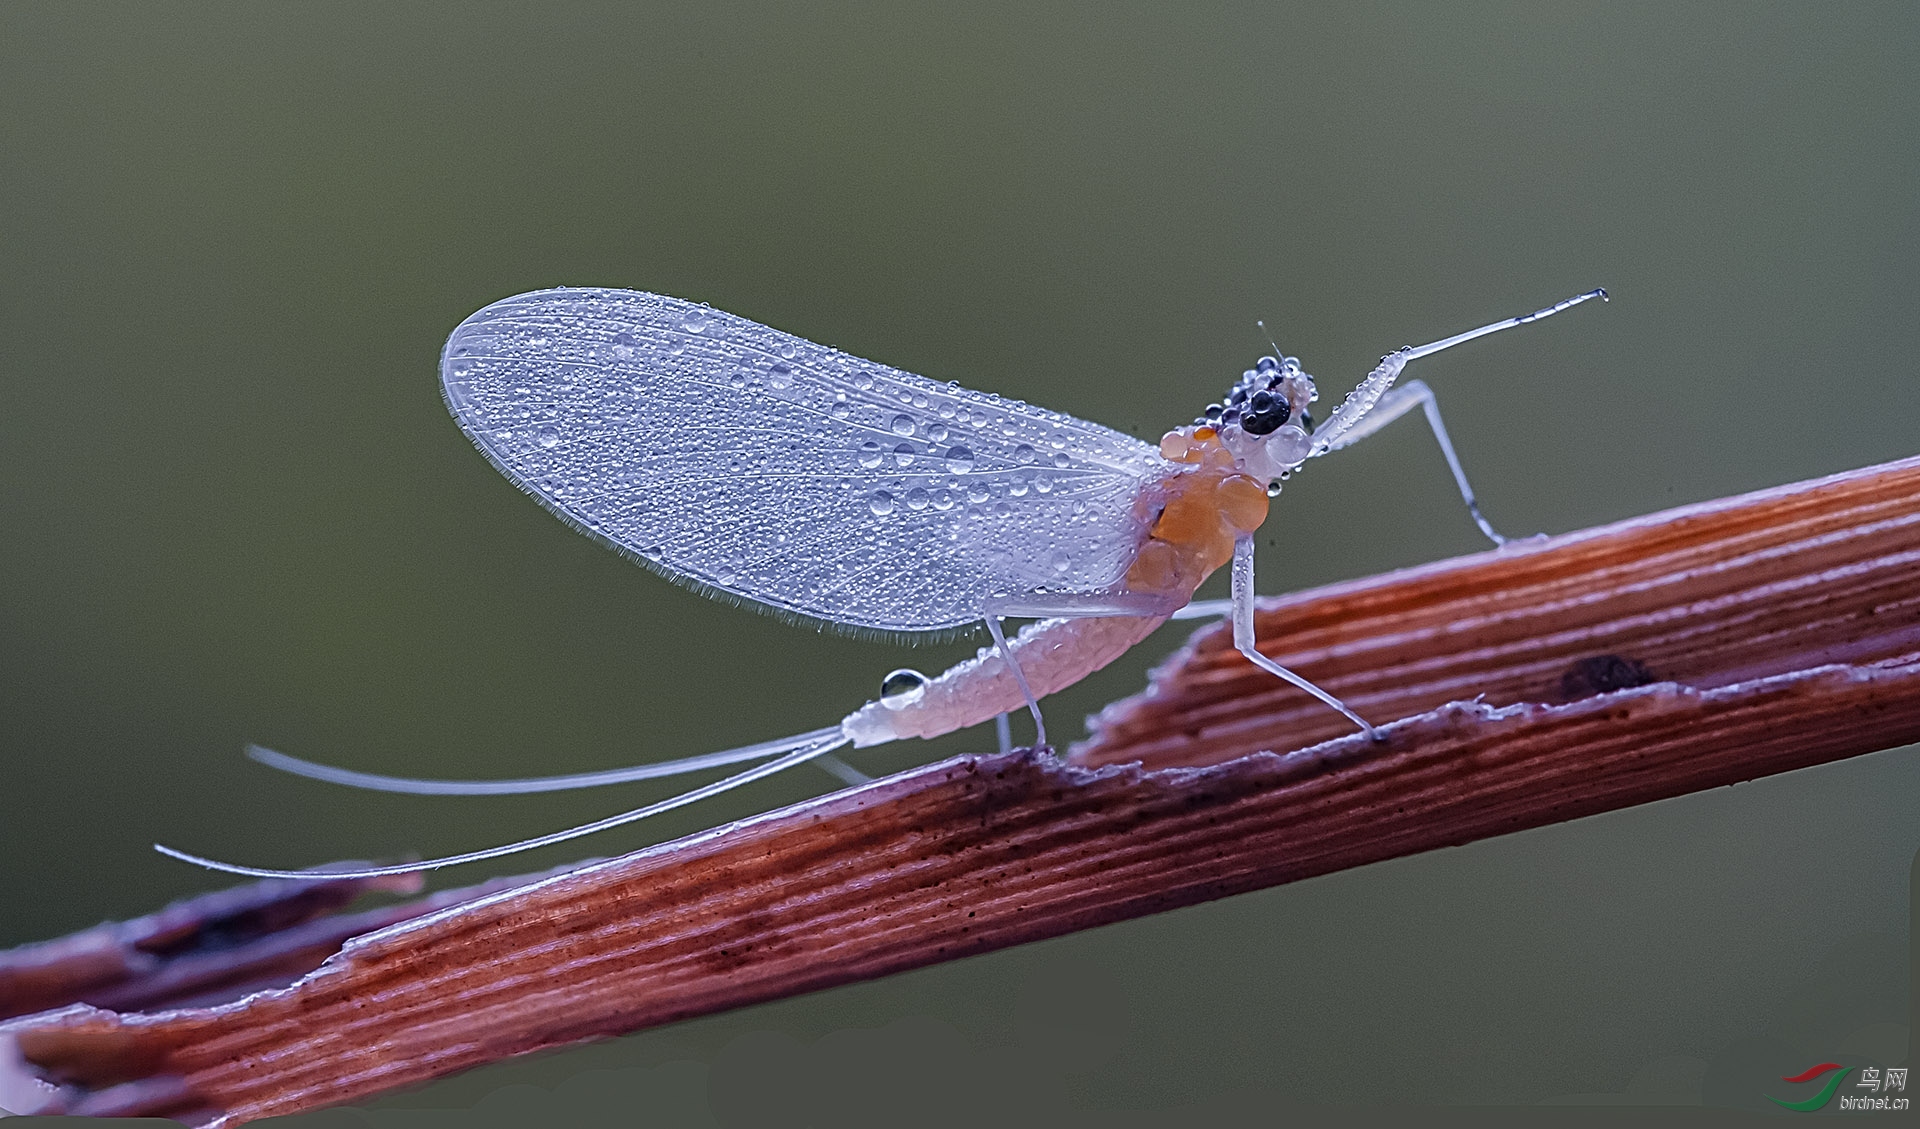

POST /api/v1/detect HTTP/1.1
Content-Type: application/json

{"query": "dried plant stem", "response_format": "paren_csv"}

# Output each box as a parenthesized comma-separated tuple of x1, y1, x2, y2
(3, 456, 1918, 1125)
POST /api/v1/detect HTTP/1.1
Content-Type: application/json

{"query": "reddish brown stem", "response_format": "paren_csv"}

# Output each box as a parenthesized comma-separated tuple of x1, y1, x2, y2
(3, 456, 1917, 1125)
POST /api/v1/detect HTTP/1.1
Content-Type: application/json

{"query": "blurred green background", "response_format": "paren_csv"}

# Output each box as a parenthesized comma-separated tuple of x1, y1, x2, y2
(3, 1, 1915, 1118)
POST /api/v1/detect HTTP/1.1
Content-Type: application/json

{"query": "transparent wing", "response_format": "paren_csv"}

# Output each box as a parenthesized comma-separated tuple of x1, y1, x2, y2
(441, 288, 1162, 635)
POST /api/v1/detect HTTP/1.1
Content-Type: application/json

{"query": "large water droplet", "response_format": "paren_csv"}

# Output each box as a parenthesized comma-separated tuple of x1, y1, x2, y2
(891, 414, 916, 436)
(1049, 550, 1071, 573)
(681, 311, 709, 333)
(857, 441, 884, 469)
(905, 487, 930, 510)
(927, 423, 950, 443)
(879, 668, 929, 710)
(894, 442, 915, 467)
(535, 427, 560, 449)
(1052, 451, 1070, 469)
(768, 362, 793, 390)
(869, 490, 896, 516)
(610, 331, 639, 359)
(967, 484, 990, 503)
(945, 445, 975, 474)
(1014, 444, 1036, 463)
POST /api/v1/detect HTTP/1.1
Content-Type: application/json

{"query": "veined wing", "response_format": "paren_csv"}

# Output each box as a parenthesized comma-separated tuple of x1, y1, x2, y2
(441, 288, 1162, 635)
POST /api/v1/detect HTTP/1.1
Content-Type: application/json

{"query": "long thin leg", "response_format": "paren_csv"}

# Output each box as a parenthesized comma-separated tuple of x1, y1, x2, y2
(812, 752, 873, 786)
(995, 712, 1013, 755)
(985, 614, 1047, 749)
(1170, 597, 1232, 621)
(1311, 287, 1606, 463)
(1313, 379, 1512, 546)
(979, 590, 1186, 754)
(1231, 535, 1378, 739)
(157, 728, 855, 879)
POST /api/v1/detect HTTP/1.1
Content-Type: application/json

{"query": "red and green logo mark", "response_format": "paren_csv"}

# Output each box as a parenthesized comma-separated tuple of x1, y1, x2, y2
(1768, 1063, 1849, 1112)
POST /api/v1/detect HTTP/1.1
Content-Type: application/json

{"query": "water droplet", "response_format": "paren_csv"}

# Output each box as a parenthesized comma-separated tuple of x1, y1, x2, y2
(932, 490, 955, 511)
(1014, 444, 1036, 463)
(856, 372, 876, 391)
(879, 668, 929, 710)
(869, 490, 896, 516)
(927, 423, 950, 443)
(945, 446, 976, 474)
(535, 427, 560, 449)
(905, 487, 930, 510)
(967, 484, 990, 503)
(1051, 451, 1070, 468)
(1049, 550, 1071, 573)
(894, 442, 915, 467)
(610, 332, 639, 359)
(768, 362, 793, 390)
(858, 441, 884, 468)
(681, 311, 709, 333)
(891, 414, 916, 436)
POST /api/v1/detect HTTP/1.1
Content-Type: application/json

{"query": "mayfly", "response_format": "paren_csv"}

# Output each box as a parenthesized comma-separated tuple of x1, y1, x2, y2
(158, 286, 1606, 878)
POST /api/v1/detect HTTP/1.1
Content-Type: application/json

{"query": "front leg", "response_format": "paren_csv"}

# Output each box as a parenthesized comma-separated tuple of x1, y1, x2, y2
(1314, 378, 1516, 546)
(1231, 535, 1378, 739)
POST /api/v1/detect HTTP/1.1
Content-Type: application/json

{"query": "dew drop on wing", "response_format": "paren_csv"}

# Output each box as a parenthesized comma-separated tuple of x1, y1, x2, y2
(440, 288, 1167, 636)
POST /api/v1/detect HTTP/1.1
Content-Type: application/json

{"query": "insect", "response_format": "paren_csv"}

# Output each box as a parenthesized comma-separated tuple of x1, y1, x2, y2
(157, 286, 1606, 878)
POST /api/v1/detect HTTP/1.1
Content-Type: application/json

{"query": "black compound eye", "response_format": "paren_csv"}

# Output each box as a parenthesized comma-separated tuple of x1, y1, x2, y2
(1241, 392, 1291, 435)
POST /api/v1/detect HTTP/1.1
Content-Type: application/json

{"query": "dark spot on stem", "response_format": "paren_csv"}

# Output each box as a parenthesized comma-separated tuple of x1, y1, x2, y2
(1559, 654, 1656, 700)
